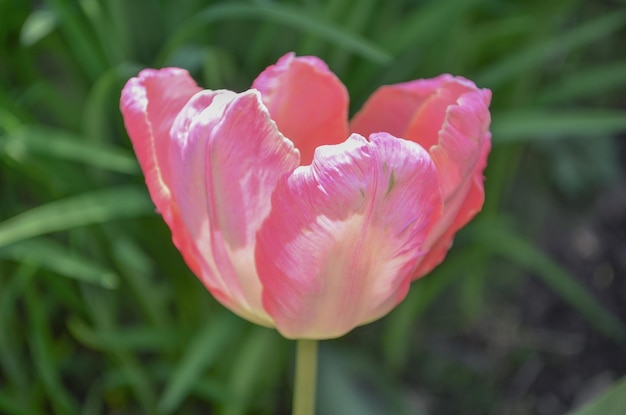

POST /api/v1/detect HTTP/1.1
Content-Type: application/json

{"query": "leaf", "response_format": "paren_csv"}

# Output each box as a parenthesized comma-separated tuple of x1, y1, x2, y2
(538, 61, 626, 104)
(1, 126, 139, 174)
(473, 219, 626, 343)
(26, 283, 79, 415)
(569, 376, 626, 415)
(219, 327, 284, 415)
(20, 9, 58, 46)
(491, 110, 626, 144)
(0, 186, 153, 248)
(0, 238, 119, 288)
(159, 2, 391, 66)
(67, 317, 180, 352)
(477, 11, 626, 88)
(159, 313, 244, 414)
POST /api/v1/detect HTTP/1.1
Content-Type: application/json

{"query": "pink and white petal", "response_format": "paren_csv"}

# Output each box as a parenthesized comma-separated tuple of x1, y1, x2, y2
(412, 133, 490, 279)
(169, 89, 299, 326)
(412, 90, 491, 278)
(402, 78, 482, 150)
(256, 133, 443, 339)
(350, 74, 454, 140)
(429, 88, 492, 202)
(252, 53, 349, 165)
(120, 68, 204, 276)
(120, 68, 201, 223)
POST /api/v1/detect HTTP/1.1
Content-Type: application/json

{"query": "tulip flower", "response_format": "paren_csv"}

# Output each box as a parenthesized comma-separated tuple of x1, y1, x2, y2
(120, 53, 491, 341)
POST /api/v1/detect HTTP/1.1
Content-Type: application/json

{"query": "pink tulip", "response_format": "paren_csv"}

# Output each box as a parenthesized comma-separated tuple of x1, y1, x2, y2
(120, 53, 491, 339)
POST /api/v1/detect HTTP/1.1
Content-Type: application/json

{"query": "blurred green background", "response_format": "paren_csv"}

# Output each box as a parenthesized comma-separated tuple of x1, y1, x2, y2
(1, 0, 626, 414)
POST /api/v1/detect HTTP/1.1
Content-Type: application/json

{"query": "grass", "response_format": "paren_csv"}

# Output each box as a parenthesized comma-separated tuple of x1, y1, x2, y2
(1, 0, 625, 413)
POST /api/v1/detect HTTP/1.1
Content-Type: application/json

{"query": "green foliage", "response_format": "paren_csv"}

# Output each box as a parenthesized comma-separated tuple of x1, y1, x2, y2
(1, 0, 625, 414)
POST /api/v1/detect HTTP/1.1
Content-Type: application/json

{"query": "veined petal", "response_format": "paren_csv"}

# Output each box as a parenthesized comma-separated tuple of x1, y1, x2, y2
(351, 76, 491, 280)
(120, 68, 201, 222)
(252, 52, 349, 165)
(412, 135, 491, 278)
(120, 68, 203, 276)
(169, 89, 300, 326)
(256, 133, 443, 339)
(350, 74, 455, 141)
(412, 89, 491, 278)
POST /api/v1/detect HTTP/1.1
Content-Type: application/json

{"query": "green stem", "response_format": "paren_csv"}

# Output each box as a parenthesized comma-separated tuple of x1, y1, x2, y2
(292, 339, 318, 415)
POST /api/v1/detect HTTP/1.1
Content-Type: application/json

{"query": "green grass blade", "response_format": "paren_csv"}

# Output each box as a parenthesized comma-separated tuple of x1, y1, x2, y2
(26, 282, 79, 415)
(112, 237, 169, 325)
(159, 313, 244, 414)
(477, 11, 626, 88)
(0, 263, 37, 406)
(1, 126, 139, 174)
(538, 61, 626, 104)
(379, 0, 483, 54)
(19, 8, 57, 46)
(569, 376, 626, 415)
(67, 317, 180, 352)
(82, 63, 143, 144)
(219, 327, 283, 415)
(0, 391, 44, 415)
(0, 238, 119, 288)
(473, 219, 626, 343)
(492, 110, 626, 144)
(383, 247, 485, 372)
(159, 3, 391, 66)
(46, 0, 108, 79)
(0, 186, 153, 248)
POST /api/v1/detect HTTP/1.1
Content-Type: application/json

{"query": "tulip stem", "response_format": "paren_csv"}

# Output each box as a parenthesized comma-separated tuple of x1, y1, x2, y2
(292, 339, 318, 415)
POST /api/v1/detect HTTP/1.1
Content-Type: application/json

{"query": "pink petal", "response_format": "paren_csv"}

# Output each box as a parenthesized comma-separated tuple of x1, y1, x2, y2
(411, 89, 491, 278)
(350, 74, 455, 142)
(412, 135, 491, 277)
(120, 68, 203, 276)
(252, 53, 349, 165)
(256, 133, 443, 339)
(351, 76, 491, 280)
(168, 89, 299, 326)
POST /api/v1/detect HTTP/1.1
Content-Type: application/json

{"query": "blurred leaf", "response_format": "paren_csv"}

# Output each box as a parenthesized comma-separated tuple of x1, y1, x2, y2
(0, 263, 37, 407)
(318, 345, 417, 415)
(477, 11, 626, 87)
(26, 283, 79, 415)
(160, 2, 391, 66)
(67, 317, 180, 352)
(1, 126, 139, 174)
(20, 8, 57, 46)
(539, 61, 626, 104)
(219, 327, 283, 415)
(112, 237, 168, 325)
(159, 313, 244, 414)
(82, 63, 142, 143)
(46, 0, 107, 78)
(473, 219, 626, 343)
(569, 376, 626, 415)
(380, 0, 482, 54)
(0, 391, 43, 415)
(0, 238, 118, 288)
(0, 186, 153, 248)
(492, 110, 626, 144)
(383, 247, 485, 372)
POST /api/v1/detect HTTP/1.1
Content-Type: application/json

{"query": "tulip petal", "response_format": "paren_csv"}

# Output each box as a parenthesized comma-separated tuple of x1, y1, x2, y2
(168, 89, 299, 326)
(412, 135, 491, 277)
(351, 76, 491, 279)
(411, 90, 491, 278)
(256, 133, 442, 339)
(120, 68, 203, 275)
(350, 74, 455, 142)
(252, 53, 349, 165)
